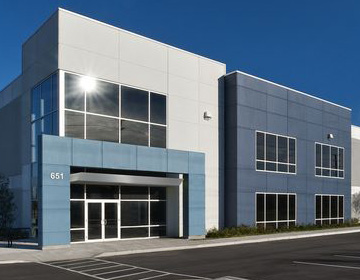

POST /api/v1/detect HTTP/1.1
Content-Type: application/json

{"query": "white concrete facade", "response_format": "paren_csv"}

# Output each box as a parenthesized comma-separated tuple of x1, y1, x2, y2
(54, 9, 225, 230)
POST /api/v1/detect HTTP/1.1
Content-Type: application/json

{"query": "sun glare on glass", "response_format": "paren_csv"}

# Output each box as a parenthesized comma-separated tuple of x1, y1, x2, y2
(80, 76, 96, 92)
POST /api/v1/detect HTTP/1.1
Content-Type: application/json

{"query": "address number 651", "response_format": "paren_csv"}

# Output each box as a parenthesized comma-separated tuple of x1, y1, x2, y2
(50, 172, 64, 180)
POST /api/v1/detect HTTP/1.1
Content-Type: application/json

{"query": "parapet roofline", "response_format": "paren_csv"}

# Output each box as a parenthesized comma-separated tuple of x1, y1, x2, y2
(226, 70, 351, 112)
(57, 7, 226, 67)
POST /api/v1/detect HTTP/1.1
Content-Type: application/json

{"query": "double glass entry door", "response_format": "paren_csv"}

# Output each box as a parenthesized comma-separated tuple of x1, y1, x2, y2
(87, 202, 118, 240)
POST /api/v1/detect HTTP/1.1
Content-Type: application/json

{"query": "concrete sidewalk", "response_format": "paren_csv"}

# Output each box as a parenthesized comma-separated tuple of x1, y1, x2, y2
(1, 227, 360, 263)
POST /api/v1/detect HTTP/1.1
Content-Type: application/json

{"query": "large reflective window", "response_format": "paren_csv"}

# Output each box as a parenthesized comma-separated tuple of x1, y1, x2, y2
(121, 86, 148, 121)
(121, 120, 148, 146)
(87, 81, 119, 117)
(65, 73, 85, 111)
(150, 93, 166, 124)
(65, 111, 84, 139)
(86, 115, 119, 142)
(150, 125, 166, 148)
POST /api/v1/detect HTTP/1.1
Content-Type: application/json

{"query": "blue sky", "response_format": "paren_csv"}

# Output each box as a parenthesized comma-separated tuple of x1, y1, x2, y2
(1, 0, 360, 123)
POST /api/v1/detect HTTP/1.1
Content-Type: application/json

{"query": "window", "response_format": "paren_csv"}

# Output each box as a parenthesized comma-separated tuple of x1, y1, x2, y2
(121, 86, 148, 121)
(256, 193, 296, 229)
(63, 73, 166, 148)
(315, 143, 344, 178)
(315, 195, 344, 225)
(86, 115, 119, 142)
(256, 131, 296, 174)
(87, 81, 119, 117)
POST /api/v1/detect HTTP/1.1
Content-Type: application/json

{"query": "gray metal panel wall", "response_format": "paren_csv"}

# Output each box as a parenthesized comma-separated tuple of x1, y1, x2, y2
(224, 72, 352, 227)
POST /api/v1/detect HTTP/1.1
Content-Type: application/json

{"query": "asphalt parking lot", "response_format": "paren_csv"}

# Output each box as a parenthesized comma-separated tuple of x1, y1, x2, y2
(1, 232, 360, 280)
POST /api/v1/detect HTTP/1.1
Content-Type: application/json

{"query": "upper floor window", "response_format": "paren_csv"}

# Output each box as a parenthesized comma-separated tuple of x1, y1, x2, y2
(256, 131, 296, 174)
(315, 143, 344, 178)
(64, 73, 167, 148)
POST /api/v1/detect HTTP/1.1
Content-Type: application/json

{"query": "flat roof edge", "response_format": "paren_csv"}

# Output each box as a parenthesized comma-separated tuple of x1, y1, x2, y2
(226, 70, 351, 111)
(58, 8, 226, 67)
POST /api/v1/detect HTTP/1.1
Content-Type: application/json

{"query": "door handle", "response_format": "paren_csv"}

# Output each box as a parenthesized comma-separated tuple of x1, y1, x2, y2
(104, 219, 107, 225)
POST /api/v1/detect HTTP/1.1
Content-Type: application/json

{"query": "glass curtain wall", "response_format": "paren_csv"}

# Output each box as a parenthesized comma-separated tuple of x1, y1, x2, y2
(64, 73, 167, 148)
(30, 72, 59, 237)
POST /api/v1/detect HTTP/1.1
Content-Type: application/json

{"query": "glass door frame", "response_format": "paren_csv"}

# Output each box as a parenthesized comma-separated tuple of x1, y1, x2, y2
(85, 200, 120, 242)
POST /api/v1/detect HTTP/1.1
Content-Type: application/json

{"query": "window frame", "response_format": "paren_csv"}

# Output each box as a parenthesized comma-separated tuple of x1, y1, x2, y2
(255, 131, 297, 175)
(255, 192, 297, 229)
(60, 70, 167, 148)
(314, 142, 345, 179)
(314, 194, 344, 225)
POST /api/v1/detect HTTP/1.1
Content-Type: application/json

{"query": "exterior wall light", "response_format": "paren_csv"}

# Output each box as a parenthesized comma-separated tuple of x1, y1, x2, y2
(328, 133, 334, 139)
(80, 76, 96, 92)
(203, 111, 212, 121)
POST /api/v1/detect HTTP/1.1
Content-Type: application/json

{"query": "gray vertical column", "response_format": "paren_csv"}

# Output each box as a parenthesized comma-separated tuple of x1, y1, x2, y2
(38, 135, 72, 248)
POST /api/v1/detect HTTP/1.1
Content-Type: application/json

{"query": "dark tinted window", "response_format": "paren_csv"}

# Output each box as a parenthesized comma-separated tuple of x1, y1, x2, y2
(121, 201, 148, 226)
(86, 185, 119, 199)
(150, 226, 166, 237)
(150, 201, 166, 224)
(316, 144, 321, 167)
(316, 195, 321, 219)
(266, 194, 276, 221)
(71, 230, 85, 242)
(121, 186, 148, 200)
(121, 120, 148, 146)
(278, 137, 288, 163)
(65, 111, 84, 139)
(339, 196, 344, 217)
(121, 86, 148, 121)
(150, 187, 166, 200)
(150, 93, 166, 124)
(65, 73, 85, 111)
(322, 145, 330, 168)
(256, 132, 265, 160)
(266, 134, 276, 161)
(150, 125, 166, 148)
(256, 194, 264, 222)
(331, 196, 338, 218)
(87, 81, 119, 116)
(339, 148, 344, 169)
(86, 115, 119, 142)
(289, 139, 296, 164)
(289, 195, 296, 220)
(71, 184, 84, 199)
(331, 147, 338, 169)
(71, 201, 84, 228)
(278, 195, 288, 220)
(121, 227, 148, 238)
(322, 196, 330, 218)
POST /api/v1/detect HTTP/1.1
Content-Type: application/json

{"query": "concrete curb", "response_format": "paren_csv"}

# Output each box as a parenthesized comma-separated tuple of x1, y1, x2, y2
(96, 228, 360, 258)
(0, 260, 31, 265)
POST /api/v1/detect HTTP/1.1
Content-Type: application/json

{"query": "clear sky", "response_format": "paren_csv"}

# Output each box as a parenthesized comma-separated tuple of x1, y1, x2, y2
(1, 0, 360, 123)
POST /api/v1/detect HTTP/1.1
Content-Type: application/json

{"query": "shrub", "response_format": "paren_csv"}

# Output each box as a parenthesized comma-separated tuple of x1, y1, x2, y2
(206, 221, 360, 238)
